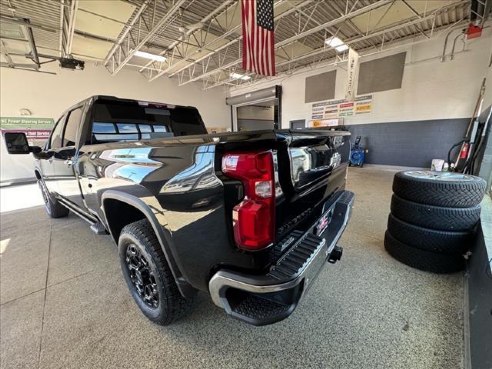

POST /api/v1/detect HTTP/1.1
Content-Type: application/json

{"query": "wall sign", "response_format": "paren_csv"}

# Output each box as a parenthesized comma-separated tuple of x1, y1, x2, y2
(310, 95, 372, 119)
(345, 48, 360, 101)
(1, 117, 54, 141)
(308, 118, 343, 128)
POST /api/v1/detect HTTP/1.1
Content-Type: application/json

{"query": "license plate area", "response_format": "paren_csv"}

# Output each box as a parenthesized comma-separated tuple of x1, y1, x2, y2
(315, 208, 334, 236)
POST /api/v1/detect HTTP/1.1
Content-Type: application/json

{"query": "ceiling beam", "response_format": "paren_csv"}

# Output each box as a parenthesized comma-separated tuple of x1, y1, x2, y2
(273, 3, 467, 71)
(152, 0, 300, 81)
(177, 0, 393, 86)
(66, 0, 79, 55)
(103, 0, 151, 65)
(58, 0, 65, 57)
(104, 0, 187, 76)
(165, 0, 316, 81)
(204, 1, 467, 90)
(139, 0, 236, 78)
(60, 0, 79, 57)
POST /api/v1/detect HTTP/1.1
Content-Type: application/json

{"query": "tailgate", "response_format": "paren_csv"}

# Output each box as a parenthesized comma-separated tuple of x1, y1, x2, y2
(275, 129, 351, 239)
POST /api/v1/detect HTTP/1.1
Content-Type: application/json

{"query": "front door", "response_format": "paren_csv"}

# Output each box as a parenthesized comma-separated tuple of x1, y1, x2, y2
(53, 106, 86, 209)
(41, 116, 65, 194)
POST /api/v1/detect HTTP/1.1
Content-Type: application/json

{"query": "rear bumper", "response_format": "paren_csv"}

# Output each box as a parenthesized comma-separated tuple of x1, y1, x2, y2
(209, 190, 354, 325)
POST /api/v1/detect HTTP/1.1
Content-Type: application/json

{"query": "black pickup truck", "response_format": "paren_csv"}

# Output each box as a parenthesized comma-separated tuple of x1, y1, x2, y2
(4, 95, 354, 326)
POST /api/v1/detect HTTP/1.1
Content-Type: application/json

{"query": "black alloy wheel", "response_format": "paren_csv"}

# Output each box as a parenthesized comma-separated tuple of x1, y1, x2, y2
(124, 243, 159, 309)
(118, 219, 195, 325)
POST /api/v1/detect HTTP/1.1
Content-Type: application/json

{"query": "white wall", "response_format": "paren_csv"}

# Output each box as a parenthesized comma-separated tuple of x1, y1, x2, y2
(0, 63, 229, 183)
(483, 55, 492, 110)
(229, 28, 492, 127)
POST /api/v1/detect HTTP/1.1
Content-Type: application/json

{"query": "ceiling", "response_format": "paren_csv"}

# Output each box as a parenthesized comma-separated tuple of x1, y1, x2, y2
(0, 0, 486, 90)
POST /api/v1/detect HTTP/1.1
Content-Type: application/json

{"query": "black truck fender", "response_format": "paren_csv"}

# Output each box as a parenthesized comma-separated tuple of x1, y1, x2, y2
(100, 190, 197, 298)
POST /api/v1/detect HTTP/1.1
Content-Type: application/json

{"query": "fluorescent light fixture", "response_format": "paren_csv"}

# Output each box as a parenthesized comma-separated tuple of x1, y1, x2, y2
(134, 51, 166, 62)
(335, 44, 349, 52)
(230, 72, 251, 81)
(325, 37, 349, 52)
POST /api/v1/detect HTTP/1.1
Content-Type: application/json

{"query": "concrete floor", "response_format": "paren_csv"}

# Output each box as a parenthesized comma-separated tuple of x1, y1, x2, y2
(0, 168, 464, 369)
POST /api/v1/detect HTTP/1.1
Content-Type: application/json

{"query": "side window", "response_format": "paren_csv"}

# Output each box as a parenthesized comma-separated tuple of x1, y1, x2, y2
(63, 108, 83, 147)
(49, 117, 65, 149)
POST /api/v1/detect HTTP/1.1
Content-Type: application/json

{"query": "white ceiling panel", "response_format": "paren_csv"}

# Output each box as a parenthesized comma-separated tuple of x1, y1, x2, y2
(351, 2, 416, 33)
(71, 34, 112, 60)
(75, 0, 136, 39)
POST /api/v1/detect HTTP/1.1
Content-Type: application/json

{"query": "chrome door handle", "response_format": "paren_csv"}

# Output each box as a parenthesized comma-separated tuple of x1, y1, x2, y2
(64, 159, 73, 166)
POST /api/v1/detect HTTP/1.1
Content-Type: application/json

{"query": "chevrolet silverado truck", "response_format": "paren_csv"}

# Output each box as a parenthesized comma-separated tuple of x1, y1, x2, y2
(4, 95, 354, 326)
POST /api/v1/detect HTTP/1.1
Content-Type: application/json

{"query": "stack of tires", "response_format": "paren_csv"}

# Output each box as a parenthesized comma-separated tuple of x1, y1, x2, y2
(385, 171, 487, 273)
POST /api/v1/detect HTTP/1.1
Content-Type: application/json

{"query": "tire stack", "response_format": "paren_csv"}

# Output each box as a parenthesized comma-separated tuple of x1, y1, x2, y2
(385, 171, 487, 273)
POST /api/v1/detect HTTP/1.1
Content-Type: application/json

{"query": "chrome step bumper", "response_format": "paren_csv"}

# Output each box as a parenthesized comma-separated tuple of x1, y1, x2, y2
(209, 190, 354, 325)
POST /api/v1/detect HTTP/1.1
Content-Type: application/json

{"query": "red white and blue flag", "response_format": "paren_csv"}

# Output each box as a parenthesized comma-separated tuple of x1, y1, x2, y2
(241, 0, 276, 76)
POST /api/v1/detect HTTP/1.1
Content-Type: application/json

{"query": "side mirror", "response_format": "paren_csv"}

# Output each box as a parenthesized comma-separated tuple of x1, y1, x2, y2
(3, 132, 43, 156)
(4, 132, 30, 154)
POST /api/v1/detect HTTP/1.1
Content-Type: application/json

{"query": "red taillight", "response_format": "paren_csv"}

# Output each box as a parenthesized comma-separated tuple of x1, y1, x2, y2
(222, 151, 275, 250)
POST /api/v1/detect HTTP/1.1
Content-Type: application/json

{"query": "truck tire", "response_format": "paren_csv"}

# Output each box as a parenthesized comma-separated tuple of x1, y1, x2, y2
(390, 195, 481, 231)
(384, 231, 464, 273)
(38, 179, 69, 218)
(392, 171, 486, 208)
(387, 214, 472, 254)
(118, 219, 194, 325)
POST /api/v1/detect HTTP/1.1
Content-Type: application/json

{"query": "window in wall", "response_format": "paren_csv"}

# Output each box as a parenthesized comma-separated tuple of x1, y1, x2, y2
(357, 52, 406, 94)
(63, 108, 83, 147)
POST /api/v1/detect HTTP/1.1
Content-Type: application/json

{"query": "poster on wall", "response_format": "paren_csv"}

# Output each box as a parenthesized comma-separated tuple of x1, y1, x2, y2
(0, 117, 54, 144)
(308, 118, 343, 128)
(310, 95, 372, 120)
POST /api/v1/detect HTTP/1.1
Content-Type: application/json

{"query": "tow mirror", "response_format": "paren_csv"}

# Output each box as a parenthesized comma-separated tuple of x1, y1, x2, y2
(3, 132, 41, 155)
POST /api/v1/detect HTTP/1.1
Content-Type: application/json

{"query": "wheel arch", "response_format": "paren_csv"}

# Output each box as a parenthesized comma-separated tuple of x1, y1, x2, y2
(101, 190, 195, 298)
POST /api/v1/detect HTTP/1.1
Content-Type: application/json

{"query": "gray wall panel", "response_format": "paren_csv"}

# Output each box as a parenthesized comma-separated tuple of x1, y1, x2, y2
(358, 52, 406, 95)
(305, 70, 336, 103)
(346, 118, 469, 168)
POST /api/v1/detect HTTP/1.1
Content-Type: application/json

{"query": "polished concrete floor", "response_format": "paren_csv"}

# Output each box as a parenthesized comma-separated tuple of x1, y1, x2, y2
(0, 168, 464, 369)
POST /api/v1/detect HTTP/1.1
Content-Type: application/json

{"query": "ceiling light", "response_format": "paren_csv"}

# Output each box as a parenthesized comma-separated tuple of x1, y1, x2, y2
(134, 51, 166, 62)
(325, 37, 349, 53)
(230, 72, 251, 81)
(335, 44, 349, 52)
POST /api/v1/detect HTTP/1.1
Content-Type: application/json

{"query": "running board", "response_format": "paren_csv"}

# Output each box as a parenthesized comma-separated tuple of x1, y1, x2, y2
(57, 197, 108, 235)
(90, 222, 108, 235)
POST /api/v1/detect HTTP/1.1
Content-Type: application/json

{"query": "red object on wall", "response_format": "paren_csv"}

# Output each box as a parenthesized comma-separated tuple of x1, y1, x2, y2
(466, 24, 482, 39)
(459, 143, 470, 159)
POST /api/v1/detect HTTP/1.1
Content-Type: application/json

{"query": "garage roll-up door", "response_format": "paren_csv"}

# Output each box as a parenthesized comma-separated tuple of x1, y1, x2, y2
(226, 86, 280, 106)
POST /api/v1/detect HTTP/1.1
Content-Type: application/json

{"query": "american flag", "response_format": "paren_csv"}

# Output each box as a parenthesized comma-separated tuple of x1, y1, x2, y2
(241, 0, 276, 76)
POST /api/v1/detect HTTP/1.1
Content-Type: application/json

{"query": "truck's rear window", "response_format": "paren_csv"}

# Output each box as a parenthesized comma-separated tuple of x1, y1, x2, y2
(90, 100, 206, 144)
(92, 122, 170, 142)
